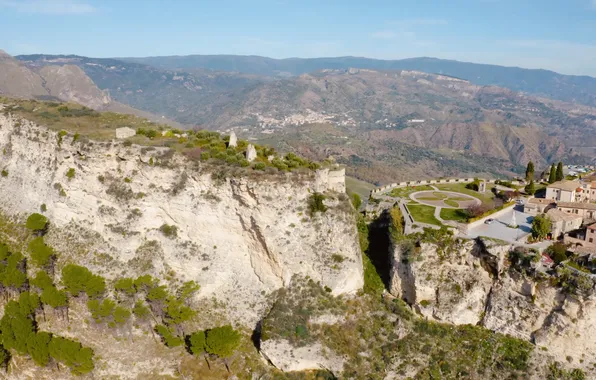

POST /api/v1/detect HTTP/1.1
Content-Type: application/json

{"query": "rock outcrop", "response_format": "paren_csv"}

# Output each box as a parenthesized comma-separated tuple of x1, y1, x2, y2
(388, 237, 596, 371)
(0, 112, 364, 326)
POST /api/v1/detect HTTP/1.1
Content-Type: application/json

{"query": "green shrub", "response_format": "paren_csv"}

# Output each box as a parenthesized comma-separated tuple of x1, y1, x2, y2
(155, 325, 183, 347)
(1, 170, 7, 177)
(40, 204, 47, 212)
(65, 168, 75, 180)
(350, 193, 362, 209)
(200, 151, 210, 160)
(253, 162, 266, 171)
(159, 224, 178, 238)
(308, 193, 327, 215)
(26, 213, 48, 232)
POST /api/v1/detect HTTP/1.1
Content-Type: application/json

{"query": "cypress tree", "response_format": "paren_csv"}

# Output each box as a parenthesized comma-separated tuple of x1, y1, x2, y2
(556, 162, 564, 181)
(525, 161, 535, 182)
(524, 180, 536, 195)
(548, 164, 557, 184)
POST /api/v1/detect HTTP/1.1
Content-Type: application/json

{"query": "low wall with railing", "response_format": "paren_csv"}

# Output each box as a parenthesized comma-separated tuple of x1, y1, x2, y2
(370, 178, 523, 196)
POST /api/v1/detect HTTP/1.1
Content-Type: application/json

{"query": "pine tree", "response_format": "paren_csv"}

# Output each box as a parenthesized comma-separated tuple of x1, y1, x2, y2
(61, 264, 105, 298)
(205, 325, 241, 358)
(40, 286, 68, 309)
(28, 237, 55, 268)
(556, 162, 564, 181)
(26, 331, 51, 367)
(114, 277, 136, 296)
(548, 164, 557, 184)
(189, 330, 206, 355)
(525, 161, 535, 182)
(48, 336, 94, 375)
(25, 213, 48, 233)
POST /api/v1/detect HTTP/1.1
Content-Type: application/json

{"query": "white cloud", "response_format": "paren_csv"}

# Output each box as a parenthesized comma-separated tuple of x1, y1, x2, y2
(0, 0, 96, 14)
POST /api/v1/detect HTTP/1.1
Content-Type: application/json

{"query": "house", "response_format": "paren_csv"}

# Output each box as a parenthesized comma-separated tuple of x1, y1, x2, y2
(546, 208, 583, 239)
(590, 182, 596, 202)
(524, 198, 555, 215)
(587, 223, 596, 245)
(557, 202, 596, 222)
(545, 180, 580, 202)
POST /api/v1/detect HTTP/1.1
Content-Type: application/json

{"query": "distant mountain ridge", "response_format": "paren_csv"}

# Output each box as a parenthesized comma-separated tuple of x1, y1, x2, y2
(13, 52, 596, 184)
(116, 54, 596, 108)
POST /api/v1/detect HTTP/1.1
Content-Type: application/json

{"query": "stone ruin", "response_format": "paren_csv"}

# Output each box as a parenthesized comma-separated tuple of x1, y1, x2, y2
(229, 131, 238, 148)
(246, 144, 257, 162)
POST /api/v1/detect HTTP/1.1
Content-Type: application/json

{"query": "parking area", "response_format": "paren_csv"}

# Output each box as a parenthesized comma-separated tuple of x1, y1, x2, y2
(466, 206, 533, 243)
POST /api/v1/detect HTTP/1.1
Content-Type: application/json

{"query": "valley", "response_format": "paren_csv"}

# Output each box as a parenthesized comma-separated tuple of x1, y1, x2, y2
(0, 102, 593, 379)
(12, 53, 596, 185)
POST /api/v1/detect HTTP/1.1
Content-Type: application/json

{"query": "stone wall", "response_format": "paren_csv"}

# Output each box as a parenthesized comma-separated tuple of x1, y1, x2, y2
(370, 178, 522, 196)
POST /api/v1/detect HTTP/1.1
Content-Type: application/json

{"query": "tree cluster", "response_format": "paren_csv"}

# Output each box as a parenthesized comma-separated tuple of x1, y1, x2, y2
(548, 162, 564, 184)
(61, 264, 106, 298)
(0, 291, 93, 374)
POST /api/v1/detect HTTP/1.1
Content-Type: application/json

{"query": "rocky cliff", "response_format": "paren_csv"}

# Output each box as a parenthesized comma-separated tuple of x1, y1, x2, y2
(389, 237, 596, 374)
(0, 110, 363, 327)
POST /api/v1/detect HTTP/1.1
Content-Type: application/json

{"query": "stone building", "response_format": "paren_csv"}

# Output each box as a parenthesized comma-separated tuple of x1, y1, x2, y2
(524, 198, 555, 215)
(557, 202, 596, 222)
(546, 180, 581, 202)
(546, 208, 583, 239)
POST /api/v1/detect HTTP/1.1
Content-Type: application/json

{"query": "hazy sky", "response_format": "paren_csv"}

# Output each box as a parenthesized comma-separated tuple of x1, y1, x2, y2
(1, 0, 595, 76)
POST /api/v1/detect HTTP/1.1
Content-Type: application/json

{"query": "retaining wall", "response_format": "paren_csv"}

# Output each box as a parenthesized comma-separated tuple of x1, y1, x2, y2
(370, 178, 523, 196)
(462, 204, 517, 234)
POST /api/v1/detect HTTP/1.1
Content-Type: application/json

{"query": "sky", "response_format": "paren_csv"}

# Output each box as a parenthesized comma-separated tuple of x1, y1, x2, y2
(0, 0, 595, 76)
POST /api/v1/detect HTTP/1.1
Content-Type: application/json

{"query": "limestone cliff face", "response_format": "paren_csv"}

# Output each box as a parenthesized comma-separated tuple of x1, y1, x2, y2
(389, 238, 596, 373)
(0, 112, 363, 325)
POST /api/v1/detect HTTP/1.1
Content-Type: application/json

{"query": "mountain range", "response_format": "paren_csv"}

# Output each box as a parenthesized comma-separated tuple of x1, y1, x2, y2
(6, 51, 596, 184)
(119, 55, 596, 109)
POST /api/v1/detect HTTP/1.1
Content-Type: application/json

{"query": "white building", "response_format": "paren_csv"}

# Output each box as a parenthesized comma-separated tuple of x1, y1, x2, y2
(545, 180, 580, 202)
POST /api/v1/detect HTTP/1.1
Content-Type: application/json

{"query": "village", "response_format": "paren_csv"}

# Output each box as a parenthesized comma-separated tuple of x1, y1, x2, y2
(366, 164, 596, 275)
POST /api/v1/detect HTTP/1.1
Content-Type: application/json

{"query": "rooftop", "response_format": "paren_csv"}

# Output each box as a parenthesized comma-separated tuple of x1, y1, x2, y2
(527, 198, 555, 205)
(546, 208, 583, 223)
(588, 223, 596, 231)
(558, 202, 596, 211)
(548, 180, 581, 192)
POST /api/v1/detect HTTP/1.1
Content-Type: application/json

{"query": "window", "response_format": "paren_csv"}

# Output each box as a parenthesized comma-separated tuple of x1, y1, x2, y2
(590, 238, 593, 243)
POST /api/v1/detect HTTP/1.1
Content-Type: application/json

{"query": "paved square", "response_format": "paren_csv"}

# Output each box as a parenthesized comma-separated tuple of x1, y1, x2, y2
(466, 206, 533, 243)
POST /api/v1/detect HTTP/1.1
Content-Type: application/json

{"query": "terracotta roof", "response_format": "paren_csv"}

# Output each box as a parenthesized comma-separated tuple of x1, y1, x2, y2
(548, 180, 580, 192)
(558, 202, 596, 211)
(547, 208, 583, 222)
(588, 223, 596, 231)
